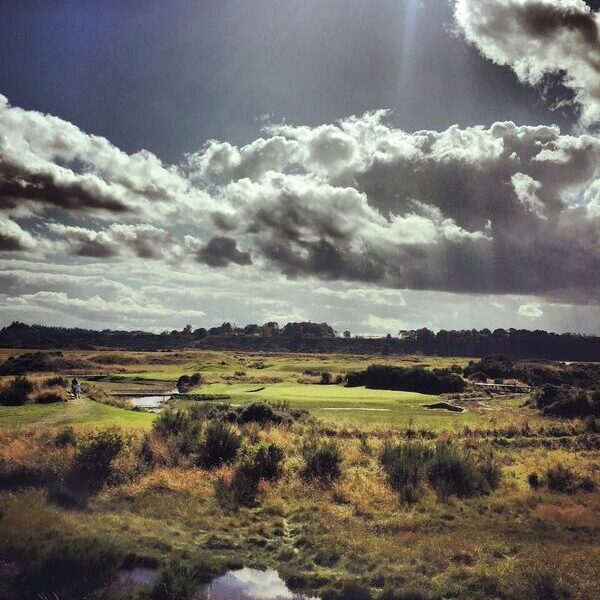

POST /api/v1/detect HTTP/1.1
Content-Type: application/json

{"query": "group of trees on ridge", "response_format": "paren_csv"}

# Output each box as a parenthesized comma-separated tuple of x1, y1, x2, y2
(1, 321, 599, 361)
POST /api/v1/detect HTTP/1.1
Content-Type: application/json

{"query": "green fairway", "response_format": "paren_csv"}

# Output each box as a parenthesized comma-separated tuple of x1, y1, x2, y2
(0, 397, 154, 428)
(175, 382, 486, 429)
(0, 350, 486, 429)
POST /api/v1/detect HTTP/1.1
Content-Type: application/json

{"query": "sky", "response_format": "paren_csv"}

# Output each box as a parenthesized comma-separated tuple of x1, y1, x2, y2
(0, 0, 599, 335)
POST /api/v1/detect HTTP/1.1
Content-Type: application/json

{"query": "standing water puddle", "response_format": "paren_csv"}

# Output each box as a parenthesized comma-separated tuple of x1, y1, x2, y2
(113, 567, 319, 599)
(196, 568, 320, 599)
(126, 389, 178, 411)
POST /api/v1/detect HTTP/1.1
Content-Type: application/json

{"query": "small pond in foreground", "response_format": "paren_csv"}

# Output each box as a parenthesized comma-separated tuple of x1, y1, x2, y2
(126, 389, 178, 411)
(115, 567, 319, 599)
(197, 568, 320, 599)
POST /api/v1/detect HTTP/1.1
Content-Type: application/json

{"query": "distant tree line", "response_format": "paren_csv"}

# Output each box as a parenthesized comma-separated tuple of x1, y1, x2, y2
(399, 327, 600, 361)
(0, 321, 599, 361)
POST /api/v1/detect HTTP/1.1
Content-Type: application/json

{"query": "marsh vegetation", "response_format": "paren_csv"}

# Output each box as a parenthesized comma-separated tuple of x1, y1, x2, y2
(0, 348, 598, 599)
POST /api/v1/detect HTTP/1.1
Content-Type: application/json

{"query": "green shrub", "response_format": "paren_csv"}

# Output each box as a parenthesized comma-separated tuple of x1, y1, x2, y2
(145, 562, 197, 600)
(44, 375, 68, 387)
(214, 442, 285, 508)
(0, 376, 34, 405)
(545, 464, 594, 493)
(199, 421, 241, 468)
(54, 427, 77, 447)
(190, 372, 203, 386)
(546, 464, 577, 493)
(380, 442, 501, 501)
(302, 440, 342, 482)
(380, 442, 430, 503)
(320, 371, 332, 384)
(323, 580, 372, 600)
(511, 566, 571, 600)
(153, 409, 192, 437)
(237, 402, 283, 425)
(74, 428, 124, 483)
(153, 409, 201, 454)
(25, 537, 123, 599)
(35, 390, 66, 404)
(584, 416, 600, 433)
(427, 444, 480, 499)
(239, 442, 285, 481)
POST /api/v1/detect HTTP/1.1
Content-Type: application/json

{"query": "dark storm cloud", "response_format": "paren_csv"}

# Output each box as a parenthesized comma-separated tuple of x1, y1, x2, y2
(0, 94, 214, 221)
(455, 0, 600, 127)
(0, 215, 35, 251)
(195, 236, 252, 268)
(49, 223, 176, 260)
(2, 3, 600, 308)
(0, 155, 130, 214)
(1, 91, 598, 302)
(201, 114, 599, 300)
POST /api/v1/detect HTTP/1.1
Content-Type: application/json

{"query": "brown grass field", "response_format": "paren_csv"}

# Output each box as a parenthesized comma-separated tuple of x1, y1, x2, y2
(0, 349, 598, 599)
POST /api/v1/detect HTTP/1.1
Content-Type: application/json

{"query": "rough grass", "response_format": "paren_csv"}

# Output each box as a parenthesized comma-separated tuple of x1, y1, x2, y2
(0, 421, 598, 600)
(0, 349, 598, 599)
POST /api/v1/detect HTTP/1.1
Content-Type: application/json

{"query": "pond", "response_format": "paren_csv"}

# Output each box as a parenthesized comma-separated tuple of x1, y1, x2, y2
(115, 567, 319, 599)
(126, 389, 178, 411)
(197, 568, 319, 600)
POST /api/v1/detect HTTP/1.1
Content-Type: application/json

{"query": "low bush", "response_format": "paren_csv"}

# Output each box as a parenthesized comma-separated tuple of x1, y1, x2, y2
(545, 463, 594, 493)
(546, 464, 576, 493)
(527, 472, 542, 488)
(322, 580, 372, 600)
(190, 372, 203, 385)
(34, 387, 67, 404)
(176, 373, 202, 391)
(73, 428, 124, 483)
(154, 409, 193, 436)
(213, 442, 284, 507)
(320, 371, 332, 384)
(302, 440, 342, 483)
(380, 442, 501, 502)
(237, 402, 283, 425)
(0, 376, 34, 405)
(428, 444, 500, 499)
(153, 409, 201, 455)
(24, 537, 124, 600)
(535, 384, 600, 418)
(145, 562, 198, 600)
(54, 426, 77, 447)
(380, 442, 431, 503)
(44, 375, 68, 387)
(239, 442, 285, 481)
(199, 421, 241, 468)
(508, 564, 571, 600)
(584, 415, 600, 433)
(379, 588, 430, 600)
(189, 400, 309, 425)
(346, 365, 465, 394)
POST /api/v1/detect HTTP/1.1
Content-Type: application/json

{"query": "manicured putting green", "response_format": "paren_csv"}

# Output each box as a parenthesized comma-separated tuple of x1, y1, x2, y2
(175, 383, 486, 429)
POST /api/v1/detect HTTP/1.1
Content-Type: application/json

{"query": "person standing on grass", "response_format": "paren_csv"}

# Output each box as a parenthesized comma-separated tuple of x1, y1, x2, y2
(71, 378, 81, 399)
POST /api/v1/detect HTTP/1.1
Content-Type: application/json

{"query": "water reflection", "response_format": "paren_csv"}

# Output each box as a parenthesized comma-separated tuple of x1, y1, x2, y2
(127, 389, 178, 411)
(196, 568, 319, 600)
